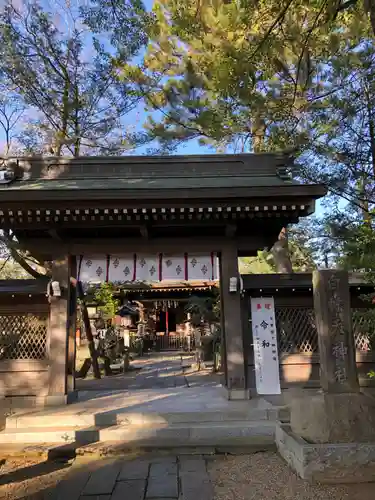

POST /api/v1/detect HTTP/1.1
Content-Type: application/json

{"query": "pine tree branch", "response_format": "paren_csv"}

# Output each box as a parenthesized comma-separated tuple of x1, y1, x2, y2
(250, 0, 296, 59)
(0, 232, 46, 278)
(336, 0, 358, 12)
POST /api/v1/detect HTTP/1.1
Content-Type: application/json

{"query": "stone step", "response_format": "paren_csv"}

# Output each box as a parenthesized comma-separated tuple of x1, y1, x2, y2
(0, 420, 276, 447)
(99, 421, 276, 445)
(0, 426, 93, 444)
(6, 407, 274, 429)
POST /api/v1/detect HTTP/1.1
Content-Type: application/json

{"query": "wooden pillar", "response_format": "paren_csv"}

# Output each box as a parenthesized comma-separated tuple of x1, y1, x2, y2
(66, 255, 77, 397)
(47, 256, 70, 405)
(220, 243, 249, 399)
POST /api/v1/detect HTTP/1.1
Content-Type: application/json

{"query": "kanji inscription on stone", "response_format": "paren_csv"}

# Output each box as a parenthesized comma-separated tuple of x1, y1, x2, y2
(313, 270, 359, 393)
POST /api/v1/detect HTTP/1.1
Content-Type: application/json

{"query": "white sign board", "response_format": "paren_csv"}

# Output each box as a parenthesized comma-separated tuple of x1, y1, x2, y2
(251, 297, 281, 395)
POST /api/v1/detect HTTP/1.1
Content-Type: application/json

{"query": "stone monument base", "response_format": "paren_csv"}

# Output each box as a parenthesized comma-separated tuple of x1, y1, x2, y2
(290, 392, 375, 443)
(221, 387, 251, 400)
(276, 422, 375, 483)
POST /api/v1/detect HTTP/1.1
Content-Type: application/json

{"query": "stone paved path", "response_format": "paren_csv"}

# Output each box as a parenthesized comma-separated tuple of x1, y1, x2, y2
(76, 352, 219, 392)
(54, 455, 213, 500)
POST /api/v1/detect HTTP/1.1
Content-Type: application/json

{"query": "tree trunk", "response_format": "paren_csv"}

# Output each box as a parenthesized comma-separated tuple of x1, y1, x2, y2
(364, 0, 375, 37)
(252, 122, 294, 273)
(360, 82, 375, 225)
(270, 227, 293, 273)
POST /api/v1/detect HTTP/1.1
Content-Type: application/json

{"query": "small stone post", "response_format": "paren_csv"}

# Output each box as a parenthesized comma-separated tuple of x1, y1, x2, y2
(313, 270, 359, 393)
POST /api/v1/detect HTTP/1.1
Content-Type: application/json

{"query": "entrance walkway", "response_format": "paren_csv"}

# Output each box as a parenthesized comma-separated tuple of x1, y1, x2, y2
(0, 356, 284, 452)
(2, 451, 374, 500)
(76, 351, 219, 392)
(51, 454, 213, 500)
(0, 385, 280, 450)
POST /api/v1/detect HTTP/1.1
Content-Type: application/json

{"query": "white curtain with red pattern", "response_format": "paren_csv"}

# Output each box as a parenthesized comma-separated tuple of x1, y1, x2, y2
(135, 254, 160, 281)
(79, 256, 107, 283)
(187, 254, 217, 280)
(162, 254, 187, 280)
(108, 255, 135, 283)
(77, 253, 219, 283)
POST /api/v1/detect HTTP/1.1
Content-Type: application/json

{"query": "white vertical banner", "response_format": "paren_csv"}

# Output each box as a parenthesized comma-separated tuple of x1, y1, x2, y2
(250, 297, 281, 395)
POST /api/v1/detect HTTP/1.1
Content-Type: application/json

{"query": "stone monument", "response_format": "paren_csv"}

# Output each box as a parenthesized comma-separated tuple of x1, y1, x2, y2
(276, 270, 375, 483)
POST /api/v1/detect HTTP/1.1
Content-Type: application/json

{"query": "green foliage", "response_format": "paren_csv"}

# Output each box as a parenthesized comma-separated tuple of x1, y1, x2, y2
(0, 1, 149, 155)
(120, 0, 370, 153)
(93, 283, 120, 320)
(239, 240, 316, 274)
(0, 259, 32, 279)
(239, 254, 274, 275)
(80, 0, 150, 60)
(0, 0, 151, 276)
(185, 291, 220, 327)
(118, 0, 375, 279)
(340, 224, 375, 272)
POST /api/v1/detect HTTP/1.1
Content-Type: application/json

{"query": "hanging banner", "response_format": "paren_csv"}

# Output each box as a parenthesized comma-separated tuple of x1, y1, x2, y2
(187, 253, 218, 280)
(135, 254, 160, 282)
(250, 297, 281, 395)
(162, 254, 187, 280)
(108, 255, 135, 283)
(77, 253, 220, 283)
(78, 256, 107, 283)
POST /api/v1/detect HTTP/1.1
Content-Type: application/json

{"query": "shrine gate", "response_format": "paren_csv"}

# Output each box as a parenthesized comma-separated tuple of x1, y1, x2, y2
(0, 153, 325, 405)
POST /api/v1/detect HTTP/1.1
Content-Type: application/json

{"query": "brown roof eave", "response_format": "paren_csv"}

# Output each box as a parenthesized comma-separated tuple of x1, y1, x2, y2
(242, 272, 374, 290)
(0, 184, 327, 205)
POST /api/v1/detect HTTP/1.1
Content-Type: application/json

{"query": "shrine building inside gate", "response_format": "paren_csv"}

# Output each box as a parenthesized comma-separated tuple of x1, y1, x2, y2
(0, 153, 325, 404)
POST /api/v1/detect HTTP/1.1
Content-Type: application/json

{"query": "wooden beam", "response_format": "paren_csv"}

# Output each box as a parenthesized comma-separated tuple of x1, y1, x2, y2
(20, 235, 269, 257)
(225, 224, 237, 238)
(140, 225, 149, 239)
(0, 183, 327, 204)
(48, 229, 62, 241)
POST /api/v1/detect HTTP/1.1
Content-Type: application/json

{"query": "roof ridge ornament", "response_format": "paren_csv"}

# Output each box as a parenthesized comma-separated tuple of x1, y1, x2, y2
(276, 151, 298, 181)
(276, 166, 293, 181)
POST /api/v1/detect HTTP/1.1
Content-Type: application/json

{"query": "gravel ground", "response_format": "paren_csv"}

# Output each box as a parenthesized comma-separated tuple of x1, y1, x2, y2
(0, 456, 72, 500)
(208, 453, 375, 500)
(1, 452, 375, 500)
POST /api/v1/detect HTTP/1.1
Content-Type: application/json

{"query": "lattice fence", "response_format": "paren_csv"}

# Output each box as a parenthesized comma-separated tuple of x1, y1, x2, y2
(0, 313, 48, 360)
(275, 307, 373, 354)
(352, 309, 373, 352)
(276, 307, 318, 354)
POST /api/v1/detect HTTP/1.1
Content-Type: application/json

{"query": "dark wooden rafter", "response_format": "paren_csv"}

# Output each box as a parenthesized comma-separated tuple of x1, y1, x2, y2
(0, 203, 312, 230)
(225, 223, 237, 238)
(48, 229, 62, 241)
(140, 225, 149, 239)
